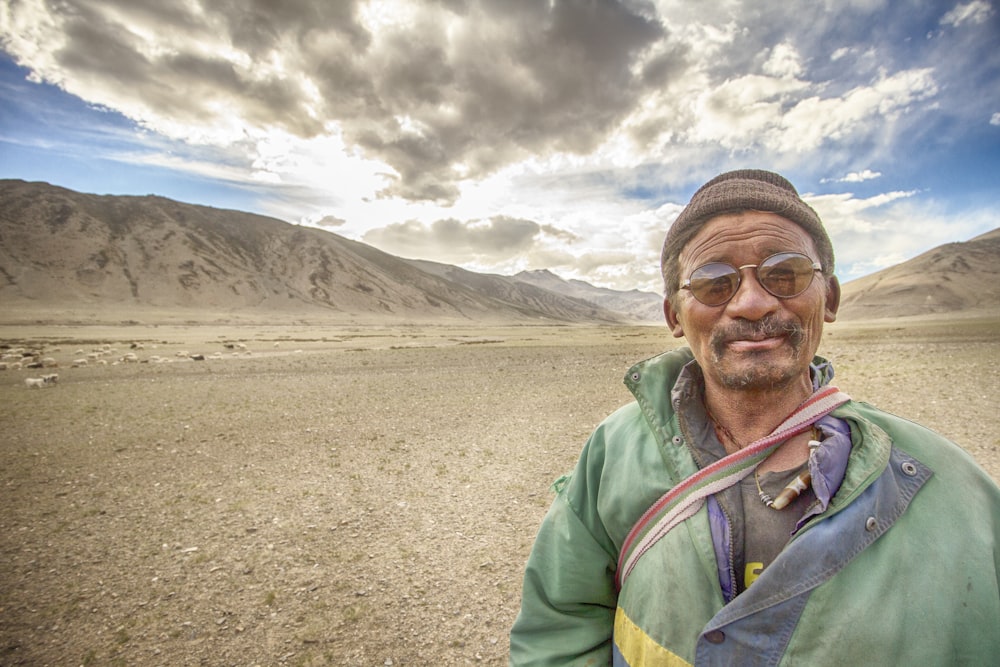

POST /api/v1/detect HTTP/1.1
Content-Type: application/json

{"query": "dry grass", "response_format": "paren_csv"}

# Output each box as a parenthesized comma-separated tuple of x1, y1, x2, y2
(1, 317, 998, 665)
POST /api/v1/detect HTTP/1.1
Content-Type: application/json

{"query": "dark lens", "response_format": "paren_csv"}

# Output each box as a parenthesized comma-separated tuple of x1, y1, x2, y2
(689, 263, 740, 306)
(758, 253, 816, 298)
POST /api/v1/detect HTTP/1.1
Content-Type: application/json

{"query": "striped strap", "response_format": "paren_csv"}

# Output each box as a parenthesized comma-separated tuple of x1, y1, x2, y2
(615, 386, 850, 590)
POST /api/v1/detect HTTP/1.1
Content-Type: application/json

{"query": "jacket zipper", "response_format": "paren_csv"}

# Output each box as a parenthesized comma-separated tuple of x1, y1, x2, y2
(719, 499, 738, 603)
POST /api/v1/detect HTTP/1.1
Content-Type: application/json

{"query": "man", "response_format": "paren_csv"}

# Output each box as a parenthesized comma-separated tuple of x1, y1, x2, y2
(509, 169, 1000, 666)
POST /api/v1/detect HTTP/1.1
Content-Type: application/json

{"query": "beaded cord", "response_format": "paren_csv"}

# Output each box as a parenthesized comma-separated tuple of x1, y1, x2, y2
(754, 428, 821, 510)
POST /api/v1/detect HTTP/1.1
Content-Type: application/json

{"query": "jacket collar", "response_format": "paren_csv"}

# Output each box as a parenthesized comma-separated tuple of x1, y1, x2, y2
(623, 347, 893, 510)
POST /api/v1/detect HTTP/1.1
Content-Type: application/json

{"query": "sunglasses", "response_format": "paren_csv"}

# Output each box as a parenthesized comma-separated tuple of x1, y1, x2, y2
(680, 252, 823, 306)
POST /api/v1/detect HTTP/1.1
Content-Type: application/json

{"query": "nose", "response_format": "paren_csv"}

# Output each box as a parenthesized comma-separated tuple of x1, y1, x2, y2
(724, 266, 780, 319)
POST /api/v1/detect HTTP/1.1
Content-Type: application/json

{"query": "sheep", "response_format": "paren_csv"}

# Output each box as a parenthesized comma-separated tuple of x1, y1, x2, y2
(25, 374, 58, 388)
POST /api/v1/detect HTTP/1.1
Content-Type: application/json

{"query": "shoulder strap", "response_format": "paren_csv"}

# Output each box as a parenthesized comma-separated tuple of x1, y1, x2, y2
(615, 386, 850, 591)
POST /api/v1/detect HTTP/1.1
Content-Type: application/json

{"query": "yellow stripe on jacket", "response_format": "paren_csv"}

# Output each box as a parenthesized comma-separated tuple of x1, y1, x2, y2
(614, 608, 692, 667)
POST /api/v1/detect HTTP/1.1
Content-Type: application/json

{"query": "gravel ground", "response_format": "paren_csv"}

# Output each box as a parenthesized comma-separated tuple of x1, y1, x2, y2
(1, 318, 997, 666)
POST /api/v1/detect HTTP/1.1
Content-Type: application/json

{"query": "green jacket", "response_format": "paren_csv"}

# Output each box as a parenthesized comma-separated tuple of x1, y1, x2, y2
(510, 348, 1000, 666)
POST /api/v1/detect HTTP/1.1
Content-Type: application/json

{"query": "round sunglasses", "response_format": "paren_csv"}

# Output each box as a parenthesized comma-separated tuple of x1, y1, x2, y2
(680, 252, 823, 306)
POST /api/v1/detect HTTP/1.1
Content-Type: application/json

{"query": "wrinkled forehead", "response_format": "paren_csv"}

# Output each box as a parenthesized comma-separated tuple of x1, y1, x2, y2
(678, 211, 820, 270)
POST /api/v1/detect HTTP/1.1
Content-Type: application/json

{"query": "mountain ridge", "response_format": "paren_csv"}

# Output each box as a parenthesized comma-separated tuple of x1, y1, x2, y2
(513, 269, 664, 322)
(837, 226, 1000, 320)
(0, 179, 652, 324)
(1, 179, 996, 324)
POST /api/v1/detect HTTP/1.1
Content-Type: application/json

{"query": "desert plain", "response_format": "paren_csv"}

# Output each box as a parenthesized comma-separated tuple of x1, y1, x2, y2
(1, 314, 998, 666)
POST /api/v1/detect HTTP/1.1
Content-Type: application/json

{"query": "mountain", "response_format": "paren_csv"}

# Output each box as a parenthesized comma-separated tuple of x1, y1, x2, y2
(405, 260, 627, 323)
(3, 179, 995, 325)
(514, 269, 663, 322)
(838, 227, 1000, 320)
(0, 180, 632, 324)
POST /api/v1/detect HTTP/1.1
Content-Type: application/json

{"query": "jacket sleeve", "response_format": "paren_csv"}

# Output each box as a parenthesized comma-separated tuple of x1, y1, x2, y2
(509, 475, 619, 666)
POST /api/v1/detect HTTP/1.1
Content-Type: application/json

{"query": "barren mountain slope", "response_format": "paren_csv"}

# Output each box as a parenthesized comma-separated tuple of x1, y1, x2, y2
(405, 260, 624, 323)
(0, 180, 622, 323)
(514, 269, 663, 322)
(838, 227, 1000, 319)
(4, 180, 997, 324)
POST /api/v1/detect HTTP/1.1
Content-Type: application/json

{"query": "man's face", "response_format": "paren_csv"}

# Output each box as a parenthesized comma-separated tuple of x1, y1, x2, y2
(664, 211, 840, 394)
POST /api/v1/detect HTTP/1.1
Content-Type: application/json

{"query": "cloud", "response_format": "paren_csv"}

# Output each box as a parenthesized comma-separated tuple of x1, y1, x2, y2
(0, 1, 967, 205)
(807, 188, 993, 279)
(810, 188, 920, 227)
(775, 69, 938, 153)
(1, 0, 670, 204)
(362, 215, 569, 262)
(762, 42, 804, 79)
(13, 0, 951, 208)
(940, 1, 994, 28)
(822, 170, 882, 184)
(313, 215, 347, 228)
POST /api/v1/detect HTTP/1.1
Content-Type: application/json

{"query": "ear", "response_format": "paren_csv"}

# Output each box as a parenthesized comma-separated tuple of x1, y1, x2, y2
(824, 275, 841, 323)
(663, 297, 686, 338)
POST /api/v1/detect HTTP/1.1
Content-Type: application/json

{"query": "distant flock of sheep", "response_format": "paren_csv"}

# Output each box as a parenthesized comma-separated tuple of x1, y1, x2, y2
(1, 340, 279, 388)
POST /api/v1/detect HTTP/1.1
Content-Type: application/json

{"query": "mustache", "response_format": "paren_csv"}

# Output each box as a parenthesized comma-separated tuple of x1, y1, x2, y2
(711, 316, 805, 355)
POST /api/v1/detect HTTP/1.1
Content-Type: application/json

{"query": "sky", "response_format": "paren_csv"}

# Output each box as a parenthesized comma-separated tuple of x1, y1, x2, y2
(1, 0, 998, 294)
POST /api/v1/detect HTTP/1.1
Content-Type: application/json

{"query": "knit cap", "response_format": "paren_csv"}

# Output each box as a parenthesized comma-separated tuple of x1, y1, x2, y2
(660, 169, 834, 294)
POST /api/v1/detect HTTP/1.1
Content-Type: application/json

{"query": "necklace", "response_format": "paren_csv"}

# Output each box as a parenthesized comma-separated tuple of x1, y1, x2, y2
(755, 466, 810, 509)
(707, 407, 822, 510)
(754, 427, 821, 510)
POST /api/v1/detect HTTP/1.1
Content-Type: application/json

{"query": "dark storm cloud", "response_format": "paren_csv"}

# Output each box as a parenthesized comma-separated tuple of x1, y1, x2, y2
(41, 0, 338, 136)
(54, 4, 153, 87)
(6, 0, 670, 203)
(330, 0, 669, 201)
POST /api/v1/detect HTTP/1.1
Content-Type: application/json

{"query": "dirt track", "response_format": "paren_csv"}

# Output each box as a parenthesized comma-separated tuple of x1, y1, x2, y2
(1, 319, 998, 666)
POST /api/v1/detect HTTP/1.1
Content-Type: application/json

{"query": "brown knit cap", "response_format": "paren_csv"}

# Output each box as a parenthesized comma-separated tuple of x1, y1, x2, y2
(660, 169, 834, 297)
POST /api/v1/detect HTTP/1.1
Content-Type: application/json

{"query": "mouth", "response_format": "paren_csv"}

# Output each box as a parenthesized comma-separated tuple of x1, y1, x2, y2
(724, 335, 786, 353)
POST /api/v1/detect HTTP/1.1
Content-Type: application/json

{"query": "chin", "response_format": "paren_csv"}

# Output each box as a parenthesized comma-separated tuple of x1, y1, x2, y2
(713, 353, 804, 392)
